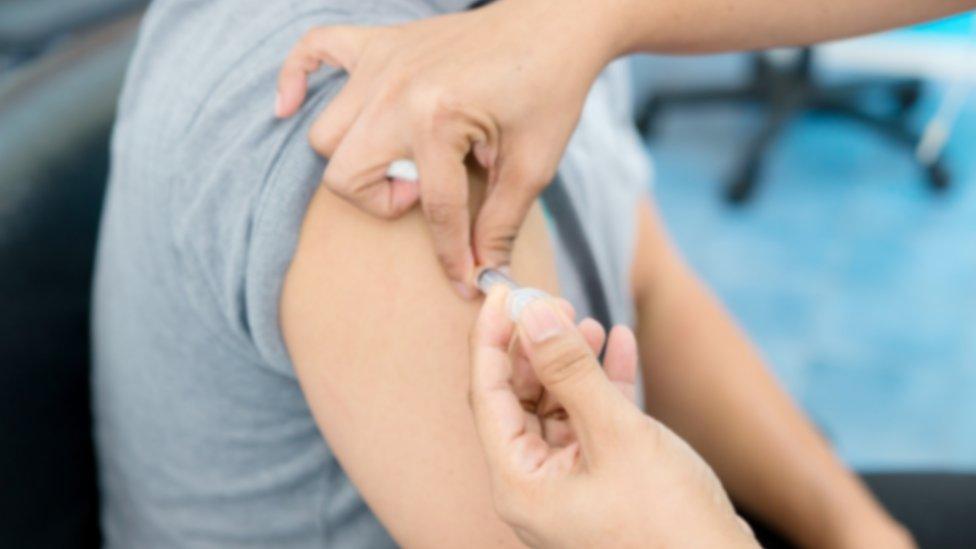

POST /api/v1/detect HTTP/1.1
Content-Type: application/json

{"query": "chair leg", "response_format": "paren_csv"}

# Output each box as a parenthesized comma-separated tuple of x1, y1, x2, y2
(725, 94, 799, 204)
(812, 99, 951, 191)
(637, 87, 759, 137)
(926, 161, 951, 191)
(811, 79, 923, 114)
(894, 80, 924, 113)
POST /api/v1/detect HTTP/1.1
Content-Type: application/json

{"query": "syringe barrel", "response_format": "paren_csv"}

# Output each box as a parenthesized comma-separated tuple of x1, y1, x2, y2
(476, 268, 520, 294)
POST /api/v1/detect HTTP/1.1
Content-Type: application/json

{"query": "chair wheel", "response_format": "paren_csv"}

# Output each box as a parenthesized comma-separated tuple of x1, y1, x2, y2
(927, 163, 950, 191)
(897, 83, 922, 112)
(725, 158, 762, 205)
(724, 176, 755, 204)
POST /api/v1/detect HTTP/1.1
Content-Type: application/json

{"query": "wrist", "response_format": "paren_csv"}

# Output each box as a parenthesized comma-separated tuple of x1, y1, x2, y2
(488, 0, 627, 74)
(563, 0, 635, 64)
(557, 0, 644, 64)
(574, 0, 659, 59)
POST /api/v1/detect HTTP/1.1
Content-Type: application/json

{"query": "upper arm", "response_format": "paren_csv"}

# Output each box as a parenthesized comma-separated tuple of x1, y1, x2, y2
(629, 198, 689, 310)
(280, 177, 558, 547)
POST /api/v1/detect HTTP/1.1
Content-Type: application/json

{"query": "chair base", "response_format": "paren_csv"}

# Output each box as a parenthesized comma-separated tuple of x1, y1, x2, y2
(636, 48, 950, 204)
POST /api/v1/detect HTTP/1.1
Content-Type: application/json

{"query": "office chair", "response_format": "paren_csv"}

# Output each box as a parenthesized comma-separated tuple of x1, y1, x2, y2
(637, 47, 949, 204)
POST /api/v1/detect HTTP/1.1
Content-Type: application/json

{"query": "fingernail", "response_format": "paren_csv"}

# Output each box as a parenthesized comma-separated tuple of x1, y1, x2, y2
(453, 281, 477, 300)
(472, 142, 496, 169)
(506, 288, 547, 320)
(520, 298, 564, 343)
(274, 92, 284, 117)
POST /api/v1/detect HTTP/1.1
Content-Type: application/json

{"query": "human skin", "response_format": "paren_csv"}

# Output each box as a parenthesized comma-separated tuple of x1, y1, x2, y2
(630, 202, 913, 549)
(281, 171, 556, 546)
(275, 0, 976, 296)
(282, 160, 913, 546)
(276, 1, 976, 545)
(469, 286, 758, 548)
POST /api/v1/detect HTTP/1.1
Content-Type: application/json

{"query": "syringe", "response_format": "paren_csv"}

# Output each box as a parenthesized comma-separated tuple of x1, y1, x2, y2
(476, 268, 549, 320)
(475, 268, 519, 293)
(385, 159, 553, 319)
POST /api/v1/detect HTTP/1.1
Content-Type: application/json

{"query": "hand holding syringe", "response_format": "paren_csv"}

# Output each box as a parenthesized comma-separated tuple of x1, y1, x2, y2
(388, 159, 546, 306)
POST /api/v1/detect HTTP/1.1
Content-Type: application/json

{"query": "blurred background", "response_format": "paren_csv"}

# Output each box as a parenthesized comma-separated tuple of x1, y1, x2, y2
(1, 1, 146, 546)
(631, 12, 976, 471)
(0, 1, 973, 546)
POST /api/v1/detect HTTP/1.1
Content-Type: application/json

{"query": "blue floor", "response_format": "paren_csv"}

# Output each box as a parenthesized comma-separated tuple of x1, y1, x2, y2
(637, 65, 976, 470)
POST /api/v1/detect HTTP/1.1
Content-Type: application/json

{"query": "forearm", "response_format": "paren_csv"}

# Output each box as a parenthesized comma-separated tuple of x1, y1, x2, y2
(589, 0, 975, 57)
(638, 275, 893, 546)
(630, 203, 894, 548)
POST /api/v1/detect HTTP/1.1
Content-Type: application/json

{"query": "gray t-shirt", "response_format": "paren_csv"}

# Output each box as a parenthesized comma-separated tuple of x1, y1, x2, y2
(92, 0, 650, 546)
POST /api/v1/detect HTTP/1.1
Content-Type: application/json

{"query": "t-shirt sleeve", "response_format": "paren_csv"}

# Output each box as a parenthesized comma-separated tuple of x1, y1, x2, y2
(244, 70, 347, 377)
(240, 4, 451, 377)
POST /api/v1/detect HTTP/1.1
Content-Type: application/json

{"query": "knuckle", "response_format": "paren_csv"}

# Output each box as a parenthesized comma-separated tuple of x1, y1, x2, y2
(403, 83, 473, 148)
(307, 125, 335, 156)
(320, 168, 351, 195)
(536, 338, 592, 387)
(372, 70, 411, 107)
(435, 248, 466, 277)
(299, 28, 323, 50)
(477, 226, 517, 260)
(384, 70, 413, 97)
(408, 83, 456, 120)
(428, 90, 460, 123)
(505, 157, 550, 190)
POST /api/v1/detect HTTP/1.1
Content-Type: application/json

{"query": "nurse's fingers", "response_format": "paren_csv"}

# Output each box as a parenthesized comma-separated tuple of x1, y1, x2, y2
(511, 310, 599, 420)
(275, 25, 374, 118)
(603, 326, 639, 405)
(511, 298, 577, 405)
(473, 146, 551, 268)
(533, 317, 606, 447)
(577, 318, 606, 357)
(415, 132, 476, 299)
(320, 112, 419, 219)
(515, 297, 632, 458)
(307, 72, 370, 159)
(469, 286, 548, 477)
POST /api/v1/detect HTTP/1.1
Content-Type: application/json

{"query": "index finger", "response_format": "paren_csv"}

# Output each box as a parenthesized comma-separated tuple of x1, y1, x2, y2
(414, 135, 476, 298)
(275, 26, 373, 118)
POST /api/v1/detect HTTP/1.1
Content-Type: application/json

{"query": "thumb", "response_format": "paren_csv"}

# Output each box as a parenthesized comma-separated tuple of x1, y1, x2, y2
(514, 295, 630, 448)
(276, 25, 374, 118)
(473, 149, 551, 268)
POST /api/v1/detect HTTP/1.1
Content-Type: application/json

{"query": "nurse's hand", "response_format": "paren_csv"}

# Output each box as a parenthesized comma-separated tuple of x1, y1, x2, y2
(468, 286, 757, 548)
(275, 0, 620, 298)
